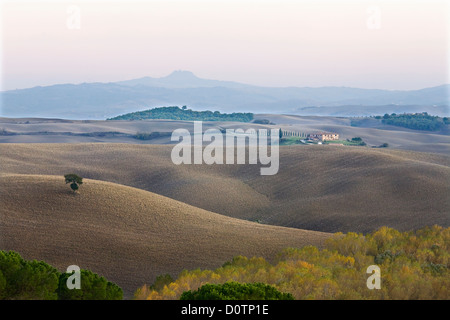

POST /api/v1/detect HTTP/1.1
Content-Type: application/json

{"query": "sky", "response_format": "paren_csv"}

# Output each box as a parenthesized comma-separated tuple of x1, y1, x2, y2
(0, 0, 449, 91)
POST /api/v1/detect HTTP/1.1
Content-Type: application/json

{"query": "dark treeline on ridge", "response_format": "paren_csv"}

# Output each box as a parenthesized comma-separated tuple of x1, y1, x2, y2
(107, 106, 254, 122)
(379, 112, 449, 131)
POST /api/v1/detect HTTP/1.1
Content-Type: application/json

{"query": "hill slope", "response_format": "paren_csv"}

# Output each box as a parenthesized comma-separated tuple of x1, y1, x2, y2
(0, 174, 330, 297)
(1, 116, 449, 154)
(1, 144, 448, 233)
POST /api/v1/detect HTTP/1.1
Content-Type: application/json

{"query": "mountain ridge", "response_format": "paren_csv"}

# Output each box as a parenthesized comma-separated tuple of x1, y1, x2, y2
(115, 70, 253, 89)
(1, 71, 448, 119)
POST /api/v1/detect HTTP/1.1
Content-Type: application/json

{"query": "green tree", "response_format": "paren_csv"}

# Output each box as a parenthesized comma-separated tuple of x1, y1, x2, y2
(150, 274, 174, 291)
(279, 128, 283, 139)
(0, 251, 59, 300)
(180, 282, 294, 300)
(0, 270, 6, 299)
(64, 173, 83, 192)
(57, 269, 123, 300)
(0, 250, 123, 300)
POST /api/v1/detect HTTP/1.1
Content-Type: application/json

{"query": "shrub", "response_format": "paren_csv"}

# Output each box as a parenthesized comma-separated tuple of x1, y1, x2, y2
(133, 132, 171, 140)
(252, 119, 274, 125)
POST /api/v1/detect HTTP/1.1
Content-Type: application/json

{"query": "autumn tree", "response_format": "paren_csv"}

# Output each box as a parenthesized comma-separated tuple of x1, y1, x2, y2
(136, 226, 450, 300)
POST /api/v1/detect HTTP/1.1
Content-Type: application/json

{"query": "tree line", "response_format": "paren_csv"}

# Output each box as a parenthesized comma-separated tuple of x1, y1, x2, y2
(379, 113, 448, 131)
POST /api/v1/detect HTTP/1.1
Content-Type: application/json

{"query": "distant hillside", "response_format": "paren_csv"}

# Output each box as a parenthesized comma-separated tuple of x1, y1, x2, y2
(107, 106, 254, 122)
(1, 144, 448, 233)
(291, 104, 449, 118)
(1, 71, 448, 119)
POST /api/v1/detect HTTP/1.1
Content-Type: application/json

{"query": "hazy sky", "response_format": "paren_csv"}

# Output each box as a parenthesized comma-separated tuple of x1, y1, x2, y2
(1, 0, 449, 91)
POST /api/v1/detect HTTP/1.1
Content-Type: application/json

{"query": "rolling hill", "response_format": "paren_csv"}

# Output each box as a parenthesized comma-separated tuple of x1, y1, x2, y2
(1, 116, 449, 155)
(1, 143, 448, 233)
(0, 174, 330, 297)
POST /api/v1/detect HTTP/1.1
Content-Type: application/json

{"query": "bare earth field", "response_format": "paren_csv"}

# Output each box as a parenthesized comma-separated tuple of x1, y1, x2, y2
(0, 174, 330, 297)
(1, 143, 448, 233)
(1, 115, 449, 154)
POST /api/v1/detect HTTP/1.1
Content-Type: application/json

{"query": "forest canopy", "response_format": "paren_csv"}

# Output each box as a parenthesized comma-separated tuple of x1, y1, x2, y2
(135, 226, 450, 300)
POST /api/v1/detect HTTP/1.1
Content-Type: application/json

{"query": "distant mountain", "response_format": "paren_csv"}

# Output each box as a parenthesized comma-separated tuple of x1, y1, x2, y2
(116, 70, 252, 89)
(1, 71, 448, 119)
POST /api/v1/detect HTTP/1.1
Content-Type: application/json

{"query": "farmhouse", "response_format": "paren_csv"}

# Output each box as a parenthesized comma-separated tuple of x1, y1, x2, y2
(307, 132, 339, 141)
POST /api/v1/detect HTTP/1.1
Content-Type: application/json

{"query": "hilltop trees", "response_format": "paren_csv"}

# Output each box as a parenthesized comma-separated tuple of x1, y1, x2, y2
(381, 113, 446, 131)
(353, 113, 448, 131)
(108, 106, 254, 122)
(64, 173, 83, 192)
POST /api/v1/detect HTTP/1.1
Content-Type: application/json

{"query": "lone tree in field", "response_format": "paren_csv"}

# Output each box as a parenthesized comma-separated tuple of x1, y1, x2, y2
(64, 174, 83, 192)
